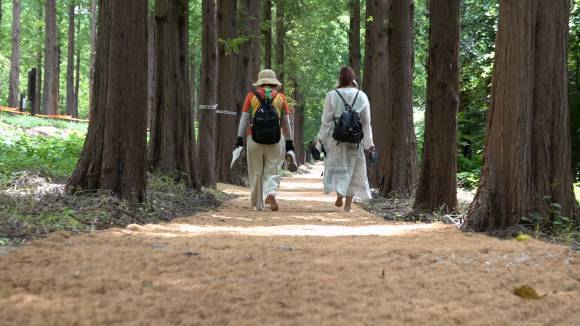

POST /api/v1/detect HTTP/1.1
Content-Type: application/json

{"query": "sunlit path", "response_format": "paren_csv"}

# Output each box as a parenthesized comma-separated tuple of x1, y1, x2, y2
(0, 164, 578, 325)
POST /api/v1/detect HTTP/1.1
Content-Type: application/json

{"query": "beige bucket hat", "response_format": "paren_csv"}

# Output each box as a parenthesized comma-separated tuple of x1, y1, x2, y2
(253, 69, 282, 87)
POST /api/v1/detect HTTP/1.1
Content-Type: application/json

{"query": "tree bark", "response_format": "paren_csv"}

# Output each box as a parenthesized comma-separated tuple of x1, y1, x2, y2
(8, 0, 21, 108)
(530, 0, 577, 220)
(190, 49, 198, 169)
(149, 0, 197, 188)
(239, 0, 262, 94)
(464, 0, 578, 231)
(263, 0, 272, 69)
(363, 0, 389, 187)
(66, 0, 148, 202)
(381, 0, 417, 196)
(348, 0, 361, 82)
(147, 10, 156, 129)
(198, 0, 218, 187)
(215, 0, 244, 185)
(34, 1, 42, 115)
(65, 1, 75, 116)
(43, 0, 59, 115)
(73, 13, 80, 118)
(293, 80, 305, 165)
(275, 0, 285, 91)
(88, 0, 97, 116)
(414, 0, 460, 212)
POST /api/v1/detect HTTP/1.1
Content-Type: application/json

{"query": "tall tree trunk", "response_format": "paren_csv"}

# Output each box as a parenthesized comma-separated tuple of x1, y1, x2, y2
(464, 0, 577, 231)
(198, 0, 218, 187)
(88, 0, 97, 117)
(239, 0, 262, 94)
(190, 49, 198, 169)
(275, 0, 285, 91)
(8, 0, 21, 108)
(263, 0, 272, 68)
(43, 0, 59, 115)
(414, 0, 460, 212)
(147, 10, 155, 129)
(363, 0, 389, 187)
(73, 12, 80, 118)
(190, 50, 197, 118)
(381, 0, 417, 196)
(67, 0, 148, 202)
(215, 0, 243, 185)
(65, 1, 75, 116)
(34, 1, 42, 115)
(530, 0, 577, 220)
(149, 0, 197, 187)
(293, 80, 305, 165)
(348, 0, 361, 82)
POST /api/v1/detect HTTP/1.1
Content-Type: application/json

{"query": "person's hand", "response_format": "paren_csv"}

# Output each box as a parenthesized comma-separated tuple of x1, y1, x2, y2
(285, 140, 295, 153)
(235, 137, 244, 150)
(369, 145, 376, 152)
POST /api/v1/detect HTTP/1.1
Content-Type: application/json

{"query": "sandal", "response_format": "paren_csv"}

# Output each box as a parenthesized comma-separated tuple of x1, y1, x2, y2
(335, 195, 344, 208)
(265, 195, 279, 211)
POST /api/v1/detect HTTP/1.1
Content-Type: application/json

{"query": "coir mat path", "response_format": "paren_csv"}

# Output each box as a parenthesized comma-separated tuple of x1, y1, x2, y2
(0, 164, 578, 325)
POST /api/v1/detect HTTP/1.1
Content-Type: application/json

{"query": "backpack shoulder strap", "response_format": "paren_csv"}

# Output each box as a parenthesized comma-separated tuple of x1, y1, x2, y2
(334, 90, 348, 108)
(351, 90, 360, 108)
(254, 91, 265, 105)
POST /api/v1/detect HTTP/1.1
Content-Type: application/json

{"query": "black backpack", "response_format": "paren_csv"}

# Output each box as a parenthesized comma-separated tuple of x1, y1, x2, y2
(332, 90, 364, 144)
(251, 92, 281, 145)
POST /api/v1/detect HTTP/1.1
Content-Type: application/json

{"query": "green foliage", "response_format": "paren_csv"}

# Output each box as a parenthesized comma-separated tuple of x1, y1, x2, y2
(219, 36, 250, 55)
(413, 0, 429, 108)
(454, 0, 499, 189)
(0, 132, 84, 182)
(519, 196, 579, 243)
(0, 112, 87, 133)
(282, 0, 351, 145)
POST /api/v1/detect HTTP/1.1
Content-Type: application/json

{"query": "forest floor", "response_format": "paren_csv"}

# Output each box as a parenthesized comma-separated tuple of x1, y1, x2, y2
(0, 164, 579, 325)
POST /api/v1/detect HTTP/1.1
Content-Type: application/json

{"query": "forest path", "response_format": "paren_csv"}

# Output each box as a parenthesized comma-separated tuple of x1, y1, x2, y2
(0, 165, 579, 325)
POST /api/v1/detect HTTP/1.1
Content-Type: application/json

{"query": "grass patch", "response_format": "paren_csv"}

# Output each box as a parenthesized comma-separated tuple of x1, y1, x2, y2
(0, 120, 228, 244)
(0, 172, 230, 244)
(0, 133, 84, 183)
(0, 111, 88, 134)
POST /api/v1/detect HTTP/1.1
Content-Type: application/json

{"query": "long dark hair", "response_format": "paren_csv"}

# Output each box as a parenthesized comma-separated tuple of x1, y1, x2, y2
(337, 66, 358, 88)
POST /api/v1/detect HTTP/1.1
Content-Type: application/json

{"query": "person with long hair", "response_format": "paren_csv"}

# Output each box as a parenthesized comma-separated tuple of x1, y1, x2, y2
(316, 67, 375, 212)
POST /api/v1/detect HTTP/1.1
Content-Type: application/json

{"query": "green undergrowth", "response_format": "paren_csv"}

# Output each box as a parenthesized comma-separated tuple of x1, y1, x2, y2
(0, 172, 231, 245)
(361, 192, 579, 250)
(0, 112, 88, 134)
(0, 116, 229, 245)
(516, 196, 580, 247)
(0, 133, 84, 184)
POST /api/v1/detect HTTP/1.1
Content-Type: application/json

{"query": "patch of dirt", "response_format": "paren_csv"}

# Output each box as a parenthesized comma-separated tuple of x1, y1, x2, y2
(0, 164, 578, 325)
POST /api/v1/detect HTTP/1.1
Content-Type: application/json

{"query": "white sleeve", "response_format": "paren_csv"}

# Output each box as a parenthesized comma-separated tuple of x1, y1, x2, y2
(237, 112, 251, 138)
(317, 92, 335, 142)
(360, 102, 374, 150)
(282, 114, 293, 141)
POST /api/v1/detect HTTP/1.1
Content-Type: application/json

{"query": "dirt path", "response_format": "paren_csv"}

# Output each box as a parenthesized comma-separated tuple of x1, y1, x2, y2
(1, 165, 579, 325)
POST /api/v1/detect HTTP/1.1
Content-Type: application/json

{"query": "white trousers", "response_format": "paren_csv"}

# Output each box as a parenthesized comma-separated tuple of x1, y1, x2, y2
(247, 137, 285, 209)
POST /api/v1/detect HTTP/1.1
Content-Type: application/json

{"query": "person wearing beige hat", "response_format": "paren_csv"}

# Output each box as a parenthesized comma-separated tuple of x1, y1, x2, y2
(235, 69, 297, 211)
